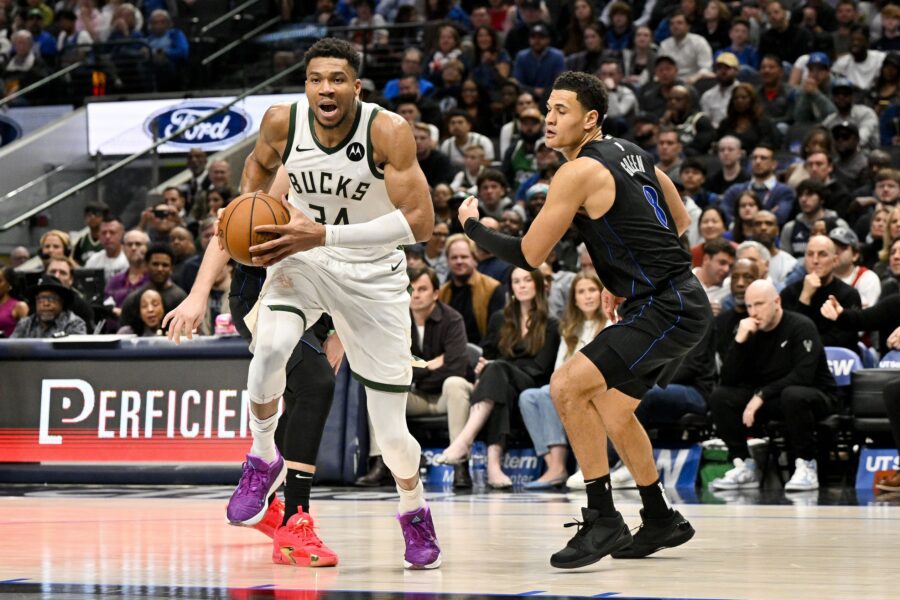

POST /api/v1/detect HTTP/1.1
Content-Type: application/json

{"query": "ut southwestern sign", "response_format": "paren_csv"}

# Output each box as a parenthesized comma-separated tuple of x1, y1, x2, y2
(87, 94, 295, 155)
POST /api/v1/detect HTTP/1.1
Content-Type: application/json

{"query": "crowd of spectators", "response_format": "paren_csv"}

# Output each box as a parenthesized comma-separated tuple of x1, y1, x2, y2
(3, 0, 900, 493)
(1, 0, 190, 99)
(1, 147, 226, 338)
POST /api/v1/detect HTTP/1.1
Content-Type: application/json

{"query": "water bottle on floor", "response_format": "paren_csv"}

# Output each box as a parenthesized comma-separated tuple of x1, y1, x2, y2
(470, 442, 487, 490)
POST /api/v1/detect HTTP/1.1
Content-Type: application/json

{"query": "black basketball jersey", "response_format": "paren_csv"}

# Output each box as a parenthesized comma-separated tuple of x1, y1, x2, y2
(573, 137, 691, 299)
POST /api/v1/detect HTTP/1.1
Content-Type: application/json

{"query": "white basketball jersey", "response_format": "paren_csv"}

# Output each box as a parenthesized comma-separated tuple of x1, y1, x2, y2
(282, 97, 396, 262)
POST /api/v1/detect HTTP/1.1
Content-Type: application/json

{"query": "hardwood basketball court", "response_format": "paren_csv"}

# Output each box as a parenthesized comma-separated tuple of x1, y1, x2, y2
(1, 485, 897, 599)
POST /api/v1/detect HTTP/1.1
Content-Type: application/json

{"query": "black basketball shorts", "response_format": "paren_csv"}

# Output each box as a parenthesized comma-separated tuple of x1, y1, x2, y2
(579, 272, 712, 399)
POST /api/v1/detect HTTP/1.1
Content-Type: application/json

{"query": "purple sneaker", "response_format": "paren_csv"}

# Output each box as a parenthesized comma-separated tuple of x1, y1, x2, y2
(397, 505, 441, 569)
(226, 451, 286, 526)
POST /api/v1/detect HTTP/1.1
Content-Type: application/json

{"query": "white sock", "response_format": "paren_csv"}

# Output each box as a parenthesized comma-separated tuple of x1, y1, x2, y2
(397, 479, 426, 514)
(249, 410, 279, 463)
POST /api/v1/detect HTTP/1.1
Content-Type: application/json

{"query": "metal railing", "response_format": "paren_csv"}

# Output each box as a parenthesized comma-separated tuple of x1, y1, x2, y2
(243, 19, 436, 88)
(1, 19, 439, 108)
(202, 14, 283, 67)
(200, 0, 266, 35)
(0, 164, 67, 207)
(0, 19, 443, 231)
(0, 62, 84, 109)
(0, 39, 157, 107)
(0, 60, 306, 231)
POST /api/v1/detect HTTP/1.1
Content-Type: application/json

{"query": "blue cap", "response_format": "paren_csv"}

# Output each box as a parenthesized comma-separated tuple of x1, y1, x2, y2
(526, 183, 549, 200)
(832, 76, 855, 91)
(808, 52, 831, 68)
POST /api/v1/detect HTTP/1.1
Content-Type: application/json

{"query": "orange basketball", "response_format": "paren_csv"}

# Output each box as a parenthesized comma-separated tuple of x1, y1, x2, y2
(217, 191, 290, 266)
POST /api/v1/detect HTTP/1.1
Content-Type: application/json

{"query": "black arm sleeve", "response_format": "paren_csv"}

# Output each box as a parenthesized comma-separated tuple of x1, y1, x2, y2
(464, 218, 535, 271)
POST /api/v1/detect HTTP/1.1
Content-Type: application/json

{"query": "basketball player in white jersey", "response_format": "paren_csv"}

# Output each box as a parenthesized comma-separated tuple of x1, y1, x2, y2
(172, 38, 439, 569)
(165, 164, 345, 567)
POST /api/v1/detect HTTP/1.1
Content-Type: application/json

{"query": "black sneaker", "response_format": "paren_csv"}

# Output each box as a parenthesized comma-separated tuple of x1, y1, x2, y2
(549, 508, 633, 569)
(611, 509, 695, 559)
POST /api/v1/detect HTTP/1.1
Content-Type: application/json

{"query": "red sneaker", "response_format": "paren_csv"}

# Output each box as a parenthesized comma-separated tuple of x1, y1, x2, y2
(272, 507, 338, 567)
(249, 496, 285, 539)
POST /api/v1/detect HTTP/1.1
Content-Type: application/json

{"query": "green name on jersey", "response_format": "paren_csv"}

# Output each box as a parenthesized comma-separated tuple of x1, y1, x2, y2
(288, 171, 370, 201)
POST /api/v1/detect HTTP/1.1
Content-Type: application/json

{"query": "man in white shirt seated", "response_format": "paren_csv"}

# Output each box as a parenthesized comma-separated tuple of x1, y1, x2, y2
(659, 9, 714, 84)
(598, 58, 637, 121)
(751, 210, 797, 289)
(700, 52, 739, 128)
(832, 25, 886, 91)
(84, 218, 128, 281)
(438, 109, 495, 170)
(830, 226, 881, 308)
(450, 144, 486, 194)
(821, 78, 880, 151)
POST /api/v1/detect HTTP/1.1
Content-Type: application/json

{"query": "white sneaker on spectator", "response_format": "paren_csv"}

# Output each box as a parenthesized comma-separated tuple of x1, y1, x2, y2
(784, 458, 819, 492)
(566, 469, 585, 490)
(710, 458, 761, 490)
(610, 462, 636, 488)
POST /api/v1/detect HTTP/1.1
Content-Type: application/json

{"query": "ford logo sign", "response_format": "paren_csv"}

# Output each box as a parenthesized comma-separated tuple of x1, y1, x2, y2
(143, 101, 253, 150)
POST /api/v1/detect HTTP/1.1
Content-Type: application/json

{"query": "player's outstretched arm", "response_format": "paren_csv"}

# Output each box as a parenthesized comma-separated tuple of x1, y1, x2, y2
(162, 241, 230, 344)
(459, 159, 592, 269)
(165, 161, 292, 338)
(655, 167, 691, 237)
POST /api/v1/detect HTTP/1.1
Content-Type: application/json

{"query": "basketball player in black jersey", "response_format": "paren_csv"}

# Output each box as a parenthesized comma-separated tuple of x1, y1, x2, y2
(459, 71, 711, 569)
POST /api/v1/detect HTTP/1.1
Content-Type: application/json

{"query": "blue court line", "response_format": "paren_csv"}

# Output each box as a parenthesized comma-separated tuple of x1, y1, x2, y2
(0, 579, 29, 584)
(0, 580, 740, 600)
(518, 591, 546, 596)
(593, 596, 730, 600)
(405, 510, 900, 523)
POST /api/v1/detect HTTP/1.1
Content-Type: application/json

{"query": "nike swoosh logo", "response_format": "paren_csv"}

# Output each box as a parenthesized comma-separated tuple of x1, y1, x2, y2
(295, 146, 315, 152)
(280, 546, 296, 565)
(781, 340, 788, 348)
(391, 260, 403, 271)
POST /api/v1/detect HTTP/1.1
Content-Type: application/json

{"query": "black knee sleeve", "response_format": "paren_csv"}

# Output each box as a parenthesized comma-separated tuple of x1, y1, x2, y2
(278, 343, 336, 465)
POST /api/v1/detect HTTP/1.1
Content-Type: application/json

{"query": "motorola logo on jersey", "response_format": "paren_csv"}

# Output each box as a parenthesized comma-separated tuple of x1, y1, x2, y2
(346, 142, 365, 162)
(143, 101, 253, 150)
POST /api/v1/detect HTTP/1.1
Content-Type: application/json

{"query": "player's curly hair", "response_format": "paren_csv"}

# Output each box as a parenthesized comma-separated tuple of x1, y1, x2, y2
(552, 71, 608, 125)
(304, 38, 362, 77)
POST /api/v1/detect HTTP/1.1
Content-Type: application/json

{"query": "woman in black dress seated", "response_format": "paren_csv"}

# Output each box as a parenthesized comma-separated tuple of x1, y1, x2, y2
(435, 268, 560, 488)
